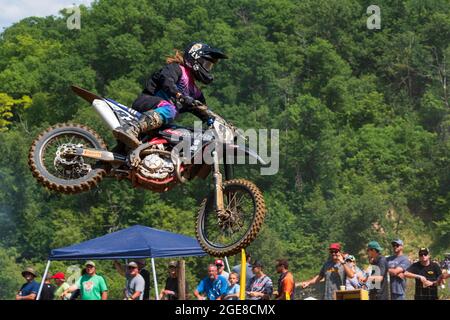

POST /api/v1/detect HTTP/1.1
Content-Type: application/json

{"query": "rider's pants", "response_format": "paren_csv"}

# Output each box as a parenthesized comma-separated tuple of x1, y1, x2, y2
(132, 94, 178, 125)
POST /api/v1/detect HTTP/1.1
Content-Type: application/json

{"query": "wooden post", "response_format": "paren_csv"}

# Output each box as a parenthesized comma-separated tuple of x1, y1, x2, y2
(177, 260, 186, 300)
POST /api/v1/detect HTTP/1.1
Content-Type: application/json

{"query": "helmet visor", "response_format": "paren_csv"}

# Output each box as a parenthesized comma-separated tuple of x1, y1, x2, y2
(200, 58, 215, 72)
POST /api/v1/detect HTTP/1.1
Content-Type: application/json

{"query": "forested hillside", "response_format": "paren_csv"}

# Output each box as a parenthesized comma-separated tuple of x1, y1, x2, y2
(0, 0, 449, 299)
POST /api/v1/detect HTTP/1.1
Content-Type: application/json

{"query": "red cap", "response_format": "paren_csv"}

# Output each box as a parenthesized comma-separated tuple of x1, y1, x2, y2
(329, 243, 341, 251)
(214, 259, 224, 266)
(50, 272, 65, 280)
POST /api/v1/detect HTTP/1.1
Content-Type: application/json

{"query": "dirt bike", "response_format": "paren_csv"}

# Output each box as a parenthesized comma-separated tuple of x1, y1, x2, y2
(28, 86, 267, 257)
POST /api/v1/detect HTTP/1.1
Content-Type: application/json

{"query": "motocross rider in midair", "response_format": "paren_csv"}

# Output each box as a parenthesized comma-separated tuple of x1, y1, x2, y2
(113, 42, 228, 149)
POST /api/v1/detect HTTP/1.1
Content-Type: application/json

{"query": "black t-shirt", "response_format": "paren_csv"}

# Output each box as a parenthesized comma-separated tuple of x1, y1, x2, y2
(40, 283, 56, 300)
(164, 277, 189, 300)
(140, 268, 151, 300)
(407, 261, 442, 300)
(368, 255, 389, 300)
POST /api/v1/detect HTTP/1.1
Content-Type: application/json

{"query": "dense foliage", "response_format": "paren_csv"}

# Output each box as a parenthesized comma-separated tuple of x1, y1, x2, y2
(0, 0, 448, 299)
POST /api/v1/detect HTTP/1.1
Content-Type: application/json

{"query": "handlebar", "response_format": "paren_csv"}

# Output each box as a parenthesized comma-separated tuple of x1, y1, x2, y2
(191, 101, 242, 143)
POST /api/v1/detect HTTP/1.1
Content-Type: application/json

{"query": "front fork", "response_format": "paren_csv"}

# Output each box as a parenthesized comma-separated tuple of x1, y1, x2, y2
(212, 149, 225, 214)
(212, 143, 234, 215)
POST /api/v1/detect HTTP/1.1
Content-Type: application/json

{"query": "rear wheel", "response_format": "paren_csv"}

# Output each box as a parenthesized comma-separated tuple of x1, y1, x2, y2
(28, 123, 107, 194)
(196, 179, 266, 257)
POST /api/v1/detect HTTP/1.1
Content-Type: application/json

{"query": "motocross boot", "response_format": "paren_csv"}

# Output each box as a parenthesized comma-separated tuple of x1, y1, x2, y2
(113, 110, 164, 149)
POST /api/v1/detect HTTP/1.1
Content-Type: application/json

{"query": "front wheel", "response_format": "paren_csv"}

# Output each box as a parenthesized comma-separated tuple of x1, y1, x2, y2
(196, 179, 266, 257)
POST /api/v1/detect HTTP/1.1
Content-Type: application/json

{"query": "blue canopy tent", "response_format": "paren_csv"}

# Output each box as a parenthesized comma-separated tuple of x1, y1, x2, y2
(37, 225, 206, 300)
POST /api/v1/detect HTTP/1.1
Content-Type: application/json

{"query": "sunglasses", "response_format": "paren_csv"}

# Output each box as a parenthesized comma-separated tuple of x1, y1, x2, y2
(85, 265, 95, 269)
(128, 266, 137, 270)
(419, 253, 428, 257)
(392, 244, 400, 247)
(329, 250, 339, 254)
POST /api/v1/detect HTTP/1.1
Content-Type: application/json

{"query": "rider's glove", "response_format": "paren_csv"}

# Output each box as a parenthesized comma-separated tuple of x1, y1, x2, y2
(178, 94, 195, 108)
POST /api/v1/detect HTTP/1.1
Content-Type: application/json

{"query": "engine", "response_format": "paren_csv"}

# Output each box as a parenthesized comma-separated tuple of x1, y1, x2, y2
(138, 153, 174, 180)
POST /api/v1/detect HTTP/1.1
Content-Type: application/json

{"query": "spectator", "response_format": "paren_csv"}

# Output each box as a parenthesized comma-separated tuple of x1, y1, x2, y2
(232, 252, 254, 288)
(441, 253, 450, 271)
(301, 243, 355, 300)
(39, 273, 56, 300)
(122, 261, 145, 300)
(160, 261, 189, 300)
(246, 260, 273, 300)
(194, 264, 228, 300)
(387, 239, 411, 300)
(344, 255, 364, 290)
(136, 259, 151, 300)
(361, 241, 389, 300)
(440, 254, 449, 283)
(224, 272, 240, 300)
(16, 267, 39, 300)
(62, 261, 108, 300)
(405, 248, 442, 300)
(274, 259, 294, 300)
(113, 259, 150, 300)
(51, 272, 71, 300)
(215, 259, 229, 283)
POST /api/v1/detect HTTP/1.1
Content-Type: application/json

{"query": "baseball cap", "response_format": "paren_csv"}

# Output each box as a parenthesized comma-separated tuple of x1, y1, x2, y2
(418, 247, 429, 255)
(85, 260, 96, 267)
(329, 243, 341, 251)
(252, 260, 263, 268)
(367, 241, 383, 252)
(168, 261, 178, 268)
(215, 259, 224, 266)
(21, 267, 37, 277)
(127, 261, 138, 268)
(391, 239, 404, 246)
(50, 272, 65, 280)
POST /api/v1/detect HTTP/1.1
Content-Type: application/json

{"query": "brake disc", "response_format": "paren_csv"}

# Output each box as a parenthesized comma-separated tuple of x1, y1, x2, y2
(54, 143, 91, 178)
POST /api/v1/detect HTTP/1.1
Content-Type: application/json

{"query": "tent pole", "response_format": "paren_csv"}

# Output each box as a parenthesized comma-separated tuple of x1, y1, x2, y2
(224, 256, 231, 273)
(36, 260, 51, 300)
(125, 259, 128, 299)
(151, 258, 159, 300)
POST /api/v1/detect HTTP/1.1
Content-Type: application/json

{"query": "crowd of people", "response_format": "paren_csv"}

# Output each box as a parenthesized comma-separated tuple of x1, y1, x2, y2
(300, 240, 449, 300)
(15, 241, 449, 300)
